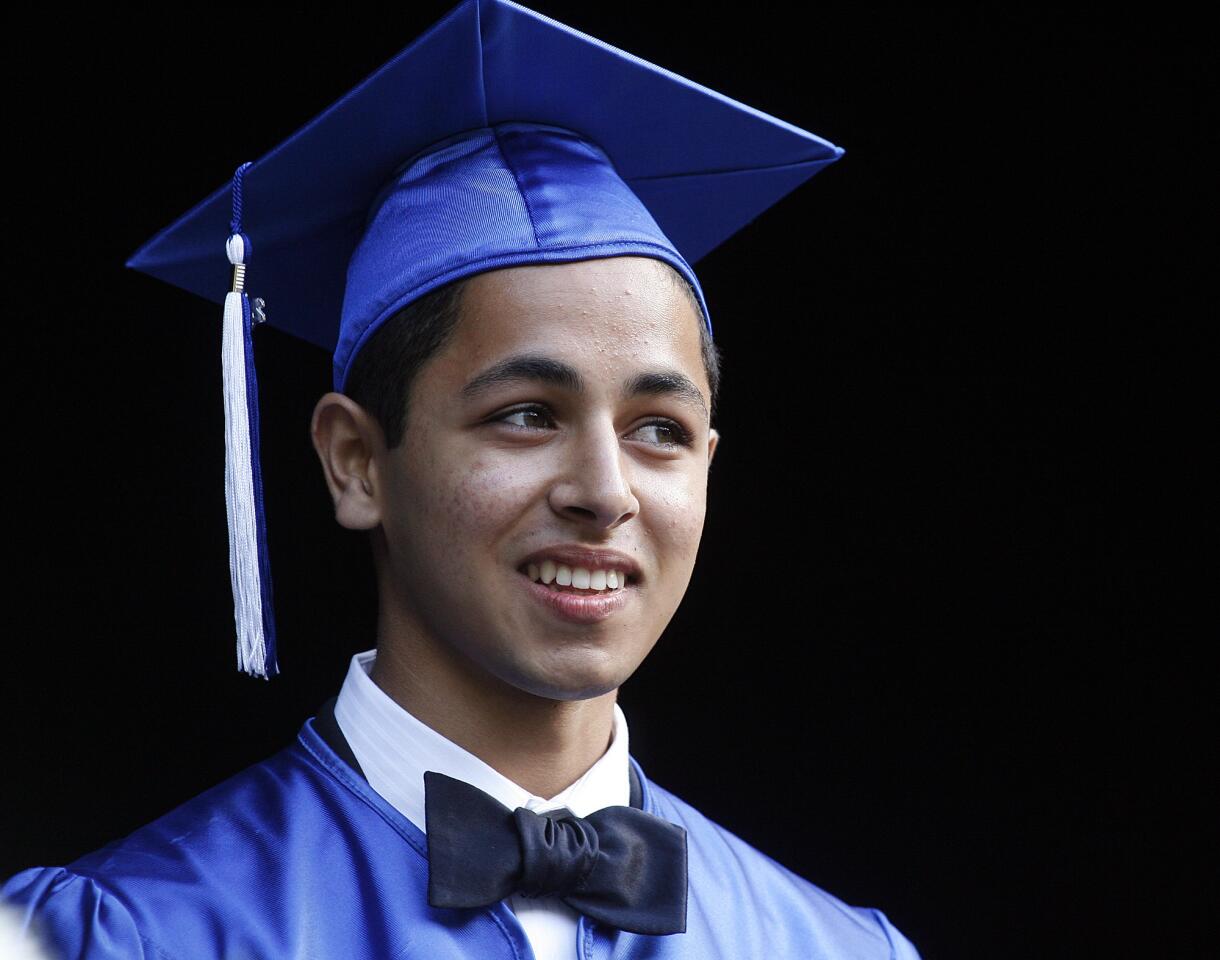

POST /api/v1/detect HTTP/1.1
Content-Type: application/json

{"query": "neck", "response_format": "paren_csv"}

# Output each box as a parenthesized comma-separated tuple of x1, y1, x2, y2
(370, 612, 618, 800)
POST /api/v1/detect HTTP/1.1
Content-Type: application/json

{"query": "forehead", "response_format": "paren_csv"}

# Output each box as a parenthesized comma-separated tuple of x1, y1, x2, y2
(430, 256, 708, 393)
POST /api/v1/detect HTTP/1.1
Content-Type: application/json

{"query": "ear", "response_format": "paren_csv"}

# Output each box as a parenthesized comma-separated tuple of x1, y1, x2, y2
(707, 427, 720, 469)
(310, 392, 385, 531)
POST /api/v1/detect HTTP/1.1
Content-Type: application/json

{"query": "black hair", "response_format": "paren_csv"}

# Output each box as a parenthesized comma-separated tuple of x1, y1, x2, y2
(344, 261, 721, 450)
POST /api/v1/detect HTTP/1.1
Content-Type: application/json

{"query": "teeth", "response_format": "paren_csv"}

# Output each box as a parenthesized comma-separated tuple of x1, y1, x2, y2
(525, 562, 630, 592)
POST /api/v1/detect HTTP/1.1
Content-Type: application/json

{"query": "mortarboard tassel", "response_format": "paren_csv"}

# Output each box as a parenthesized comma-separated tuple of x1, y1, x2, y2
(221, 162, 278, 678)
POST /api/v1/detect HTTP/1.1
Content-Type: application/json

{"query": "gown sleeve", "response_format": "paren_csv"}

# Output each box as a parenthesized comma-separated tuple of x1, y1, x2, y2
(872, 907, 924, 960)
(2, 867, 152, 960)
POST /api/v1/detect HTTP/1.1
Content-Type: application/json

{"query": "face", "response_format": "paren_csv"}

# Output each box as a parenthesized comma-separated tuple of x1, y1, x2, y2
(369, 256, 718, 702)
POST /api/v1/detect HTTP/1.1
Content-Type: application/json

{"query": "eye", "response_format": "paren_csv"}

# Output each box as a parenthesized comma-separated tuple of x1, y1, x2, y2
(490, 404, 555, 431)
(629, 419, 693, 447)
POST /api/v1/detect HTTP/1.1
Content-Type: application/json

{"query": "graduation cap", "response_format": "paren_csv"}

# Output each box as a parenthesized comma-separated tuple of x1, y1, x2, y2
(126, 0, 843, 679)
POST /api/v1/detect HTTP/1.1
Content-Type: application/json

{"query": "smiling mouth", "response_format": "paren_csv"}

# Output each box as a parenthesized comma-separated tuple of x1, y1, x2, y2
(516, 561, 637, 595)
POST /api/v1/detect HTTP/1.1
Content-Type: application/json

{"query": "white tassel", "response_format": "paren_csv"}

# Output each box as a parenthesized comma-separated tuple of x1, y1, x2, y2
(221, 234, 269, 676)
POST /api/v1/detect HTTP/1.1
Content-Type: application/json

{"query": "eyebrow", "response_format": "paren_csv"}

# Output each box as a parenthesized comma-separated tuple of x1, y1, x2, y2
(622, 370, 709, 420)
(460, 353, 708, 419)
(461, 354, 583, 398)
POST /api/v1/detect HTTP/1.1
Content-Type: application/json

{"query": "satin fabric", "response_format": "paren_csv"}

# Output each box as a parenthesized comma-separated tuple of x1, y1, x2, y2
(334, 123, 710, 393)
(124, 0, 842, 370)
(3, 718, 921, 959)
(424, 771, 688, 935)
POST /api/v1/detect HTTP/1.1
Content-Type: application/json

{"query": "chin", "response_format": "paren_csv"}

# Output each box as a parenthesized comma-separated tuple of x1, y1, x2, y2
(505, 658, 634, 702)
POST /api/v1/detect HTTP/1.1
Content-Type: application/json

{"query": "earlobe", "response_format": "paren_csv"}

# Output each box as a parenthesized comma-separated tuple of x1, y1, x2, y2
(310, 392, 383, 531)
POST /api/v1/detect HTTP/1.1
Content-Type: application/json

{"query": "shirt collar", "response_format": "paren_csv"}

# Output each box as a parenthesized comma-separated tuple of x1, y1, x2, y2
(333, 649, 631, 833)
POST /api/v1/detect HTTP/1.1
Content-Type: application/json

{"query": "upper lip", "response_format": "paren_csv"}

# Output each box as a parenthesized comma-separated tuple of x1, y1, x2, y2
(518, 545, 643, 582)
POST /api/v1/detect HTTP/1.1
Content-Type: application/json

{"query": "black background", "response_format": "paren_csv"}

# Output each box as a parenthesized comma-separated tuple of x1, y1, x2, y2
(2, 5, 1211, 958)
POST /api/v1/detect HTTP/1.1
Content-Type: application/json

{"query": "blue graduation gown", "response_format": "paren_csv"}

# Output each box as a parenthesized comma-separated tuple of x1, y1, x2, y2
(3, 710, 921, 959)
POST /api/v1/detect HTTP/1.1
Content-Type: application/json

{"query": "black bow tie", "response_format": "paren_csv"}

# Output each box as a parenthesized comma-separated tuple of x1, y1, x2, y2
(423, 770, 687, 936)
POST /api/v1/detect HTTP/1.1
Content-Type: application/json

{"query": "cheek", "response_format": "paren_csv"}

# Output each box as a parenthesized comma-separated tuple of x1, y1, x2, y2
(638, 469, 709, 569)
(405, 449, 544, 550)
(449, 459, 529, 530)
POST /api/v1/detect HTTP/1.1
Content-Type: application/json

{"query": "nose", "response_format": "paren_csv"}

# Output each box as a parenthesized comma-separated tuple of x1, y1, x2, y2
(548, 420, 640, 531)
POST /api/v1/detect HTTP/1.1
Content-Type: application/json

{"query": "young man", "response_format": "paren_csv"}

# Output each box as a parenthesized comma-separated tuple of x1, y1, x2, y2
(3, 2, 920, 957)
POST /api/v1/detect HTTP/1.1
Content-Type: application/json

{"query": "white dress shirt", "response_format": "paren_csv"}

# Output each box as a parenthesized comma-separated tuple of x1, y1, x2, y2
(333, 650, 631, 960)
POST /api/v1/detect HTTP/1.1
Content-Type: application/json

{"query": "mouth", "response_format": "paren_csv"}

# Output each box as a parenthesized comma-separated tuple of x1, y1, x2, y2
(515, 560, 636, 624)
(516, 560, 638, 595)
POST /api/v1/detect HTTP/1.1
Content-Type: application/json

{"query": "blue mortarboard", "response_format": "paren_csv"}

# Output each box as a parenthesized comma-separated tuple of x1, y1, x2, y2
(126, 0, 843, 678)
